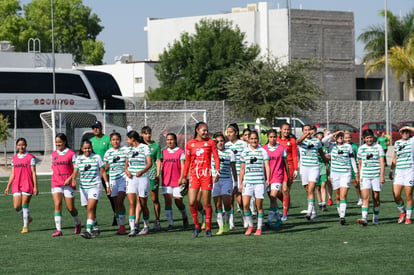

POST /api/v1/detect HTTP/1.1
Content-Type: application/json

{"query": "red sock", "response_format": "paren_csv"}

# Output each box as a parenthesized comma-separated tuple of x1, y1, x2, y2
(205, 204, 212, 230)
(190, 205, 200, 228)
(283, 194, 290, 216)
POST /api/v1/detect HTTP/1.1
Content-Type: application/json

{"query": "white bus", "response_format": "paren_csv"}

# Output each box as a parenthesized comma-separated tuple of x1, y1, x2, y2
(0, 68, 126, 152)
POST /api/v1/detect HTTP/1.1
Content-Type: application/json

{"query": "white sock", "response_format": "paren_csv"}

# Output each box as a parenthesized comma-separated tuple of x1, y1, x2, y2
(216, 210, 223, 227)
(307, 200, 314, 216)
(166, 209, 173, 225)
(250, 197, 256, 215)
(129, 215, 136, 231)
(230, 211, 234, 226)
(245, 213, 254, 227)
(143, 218, 150, 228)
(22, 207, 30, 227)
(339, 201, 347, 218)
(54, 213, 62, 231)
(407, 207, 413, 219)
(86, 219, 94, 233)
(362, 206, 368, 220)
(257, 213, 264, 230)
(397, 203, 406, 213)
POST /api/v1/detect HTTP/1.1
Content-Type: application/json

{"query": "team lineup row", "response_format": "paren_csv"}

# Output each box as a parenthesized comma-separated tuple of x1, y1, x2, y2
(4, 121, 414, 238)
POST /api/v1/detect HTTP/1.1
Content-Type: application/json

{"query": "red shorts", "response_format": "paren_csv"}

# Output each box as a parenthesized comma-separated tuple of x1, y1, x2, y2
(283, 163, 295, 184)
(189, 175, 213, 191)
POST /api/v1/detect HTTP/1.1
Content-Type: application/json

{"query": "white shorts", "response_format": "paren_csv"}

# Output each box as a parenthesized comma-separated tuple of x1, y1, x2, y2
(126, 176, 149, 198)
(331, 172, 351, 190)
(242, 183, 265, 199)
(162, 186, 182, 198)
(267, 182, 282, 192)
(212, 178, 233, 197)
(13, 192, 32, 197)
(110, 176, 126, 197)
(360, 178, 382, 192)
(51, 186, 76, 198)
(394, 168, 414, 187)
(80, 187, 102, 206)
(300, 166, 320, 186)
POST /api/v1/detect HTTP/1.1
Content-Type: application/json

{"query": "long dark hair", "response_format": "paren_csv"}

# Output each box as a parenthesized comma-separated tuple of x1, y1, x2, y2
(127, 130, 144, 144)
(227, 123, 240, 139)
(79, 139, 94, 155)
(55, 133, 69, 148)
(194, 121, 208, 139)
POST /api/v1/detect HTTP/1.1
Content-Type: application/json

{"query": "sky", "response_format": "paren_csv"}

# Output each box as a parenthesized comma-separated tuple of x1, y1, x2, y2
(20, 0, 414, 64)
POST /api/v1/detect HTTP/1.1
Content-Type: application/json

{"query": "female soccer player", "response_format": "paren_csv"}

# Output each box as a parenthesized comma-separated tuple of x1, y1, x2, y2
(4, 138, 38, 234)
(389, 126, 414, 224)
(72, 140, 110, 239)
(357, 129, 385, 226)
(315, 132, 329, 212)
(241, 128, 251, 143)
(104, 132, 128, 235)
(141, 126, 163, 231)
(50, 133, 81, 237)
(161, 133, 189, 230)
(125, 130, 152, 236)
(182, 122, 220, 238)
(297, 125, 329, 220)
(344, 131, 362, 206)
(263, 129, 289, 228)
(323, 131, 359, 225)
(225, 123, 248, 229)
(212, 132, 237, 235)
(276, 123, 298, 221)
(239, 131, 270, 236)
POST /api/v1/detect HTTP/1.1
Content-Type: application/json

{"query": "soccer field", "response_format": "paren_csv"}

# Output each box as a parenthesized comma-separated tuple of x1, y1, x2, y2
(0, 173, 413, 274)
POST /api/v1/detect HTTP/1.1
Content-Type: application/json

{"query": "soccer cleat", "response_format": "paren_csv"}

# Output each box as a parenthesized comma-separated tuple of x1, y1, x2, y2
(328, 198, 333, 206)
(357, 218, 368, 226)
(265, 222, 272, 229)
(272, 220, 282, 229)
(74, 224, 82, 234)
(205, 229, 212, 238)
(128, 230, 137, 237)
(305, 215, 311, 220)
(405, 218, 411, 225)
(224, 222, 230, 233)
(21, 227, 29, 234)
(52, 230, 62, 237)
(321, 205, 328, 212)
(166, 224, 174, 231)
(340, 218, 346, 225)
(154, 222, 162, 232)
(254, 229, 262, 236)
(116, 227, 127, 235)
(311, 213, 318, 219)
(216, 227, 224, 235)
(182, 217, 189, 228)
(112, 216, 118, 226)
(192, 227, 202, 238)
(91, 229, 100, 238)
(372, 217, 379, 225)
(357, 198, 363, 206)
(281, 215, 288, 221)
(245, 226, 254, 236)
(318, 205, 323, 211)
(201, 222, 206, 230)
(139, 227, 149, 235)
(80, 231, 92, 239)
(398, 212, 406, 224)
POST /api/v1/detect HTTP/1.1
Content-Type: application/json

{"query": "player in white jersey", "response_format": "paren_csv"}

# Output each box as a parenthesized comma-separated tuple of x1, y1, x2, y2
(239, 131, 270, 236)
(212, 132, 237, 235)
(357, 129, 385, 226)
(389, 126, 414, 224)
(225, 123, 249, 230)
(297, 125, 329, 220)
(125, 130, 152, 236)
(323, 131, 359, 225)
(104, 132, 128, 235)
(72, 140, 110, 239)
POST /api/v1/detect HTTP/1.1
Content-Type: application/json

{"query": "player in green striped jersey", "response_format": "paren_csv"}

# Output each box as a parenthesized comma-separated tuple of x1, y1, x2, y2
(389, 126, 414, 224)
(344, 131, 363, 206)
(357, 129, 385, 226)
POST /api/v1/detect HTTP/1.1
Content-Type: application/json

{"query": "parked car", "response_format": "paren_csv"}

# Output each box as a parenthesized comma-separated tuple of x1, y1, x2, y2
(256, 117, 308, 137)
(398, 121, 414, 128)
(314, 122, 360, 144)
(158, 125, 214, 149)
(361, 122, 400, 144)
(226, 122, 269, 145)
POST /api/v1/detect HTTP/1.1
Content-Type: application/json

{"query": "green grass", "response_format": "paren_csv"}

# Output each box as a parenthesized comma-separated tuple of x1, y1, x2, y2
(1, 172, 414, 274)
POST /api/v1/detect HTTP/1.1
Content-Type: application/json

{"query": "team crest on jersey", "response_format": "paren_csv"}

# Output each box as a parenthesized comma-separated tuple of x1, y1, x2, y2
(204, 142, 208, 147)
(191, 143, 195, 147)
(103, 142, 106, 145)
(287, 142, 290, 146)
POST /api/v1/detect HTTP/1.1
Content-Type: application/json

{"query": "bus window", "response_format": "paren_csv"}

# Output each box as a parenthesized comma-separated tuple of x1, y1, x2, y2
(56, 74, 90, 98)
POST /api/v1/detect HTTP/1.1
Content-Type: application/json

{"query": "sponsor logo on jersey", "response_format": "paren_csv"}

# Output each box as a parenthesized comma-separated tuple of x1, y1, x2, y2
(196, 148, 204, 157)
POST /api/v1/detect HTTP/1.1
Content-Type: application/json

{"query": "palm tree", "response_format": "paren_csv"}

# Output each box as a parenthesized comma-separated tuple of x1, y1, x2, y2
(358, 9, 414, 65)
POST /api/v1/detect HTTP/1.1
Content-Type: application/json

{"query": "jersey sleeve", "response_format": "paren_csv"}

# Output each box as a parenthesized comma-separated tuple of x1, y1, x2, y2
(155, 143, 163, 160)
(230, 150, 235, 162)
(30, 156, 36, 166)
(357, 147, 362, 160)
(240, 151, 246, 163)
(210, 140, 220, 173)
(290, 138, 298, 170)
(378, 145, 385, 158)
(183, 141, 192, 178)
(96, 155, 104, 168)
(180, 152, 186, 161)
(103, 150, 109, 164)
(262, 148, 270, 161)
(144, 145, 151, 156)
(74, 157, 80, 170)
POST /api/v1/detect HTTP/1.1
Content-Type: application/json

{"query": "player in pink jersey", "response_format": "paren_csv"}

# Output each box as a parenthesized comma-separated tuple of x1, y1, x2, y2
(182, 122, 220, 238)
(162, 133, 189, 230)
(263, 130, 290, 229)
(50, 133, 81, 237)
(4, 138, 38, 234)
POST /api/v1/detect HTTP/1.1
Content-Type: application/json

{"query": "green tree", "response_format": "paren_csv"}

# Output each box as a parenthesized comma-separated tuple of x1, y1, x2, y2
(358, 9, 414, 65)
(0, 0, 104, 64)
(223, 56, 324, 127)
(147, 19, 259, 100)
(0, 113, 11, 166)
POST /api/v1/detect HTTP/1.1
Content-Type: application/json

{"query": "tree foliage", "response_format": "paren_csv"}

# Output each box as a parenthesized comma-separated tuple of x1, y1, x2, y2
(223, 56, 324, 127)
(358, 9, 414, 65)
(146, 19, 259, 100)
(0, 0, 104, 64)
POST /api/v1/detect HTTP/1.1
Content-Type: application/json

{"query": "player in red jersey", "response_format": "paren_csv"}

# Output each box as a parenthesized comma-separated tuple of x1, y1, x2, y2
(182, 122, 220, 238)
(276, 123, 298, 221)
